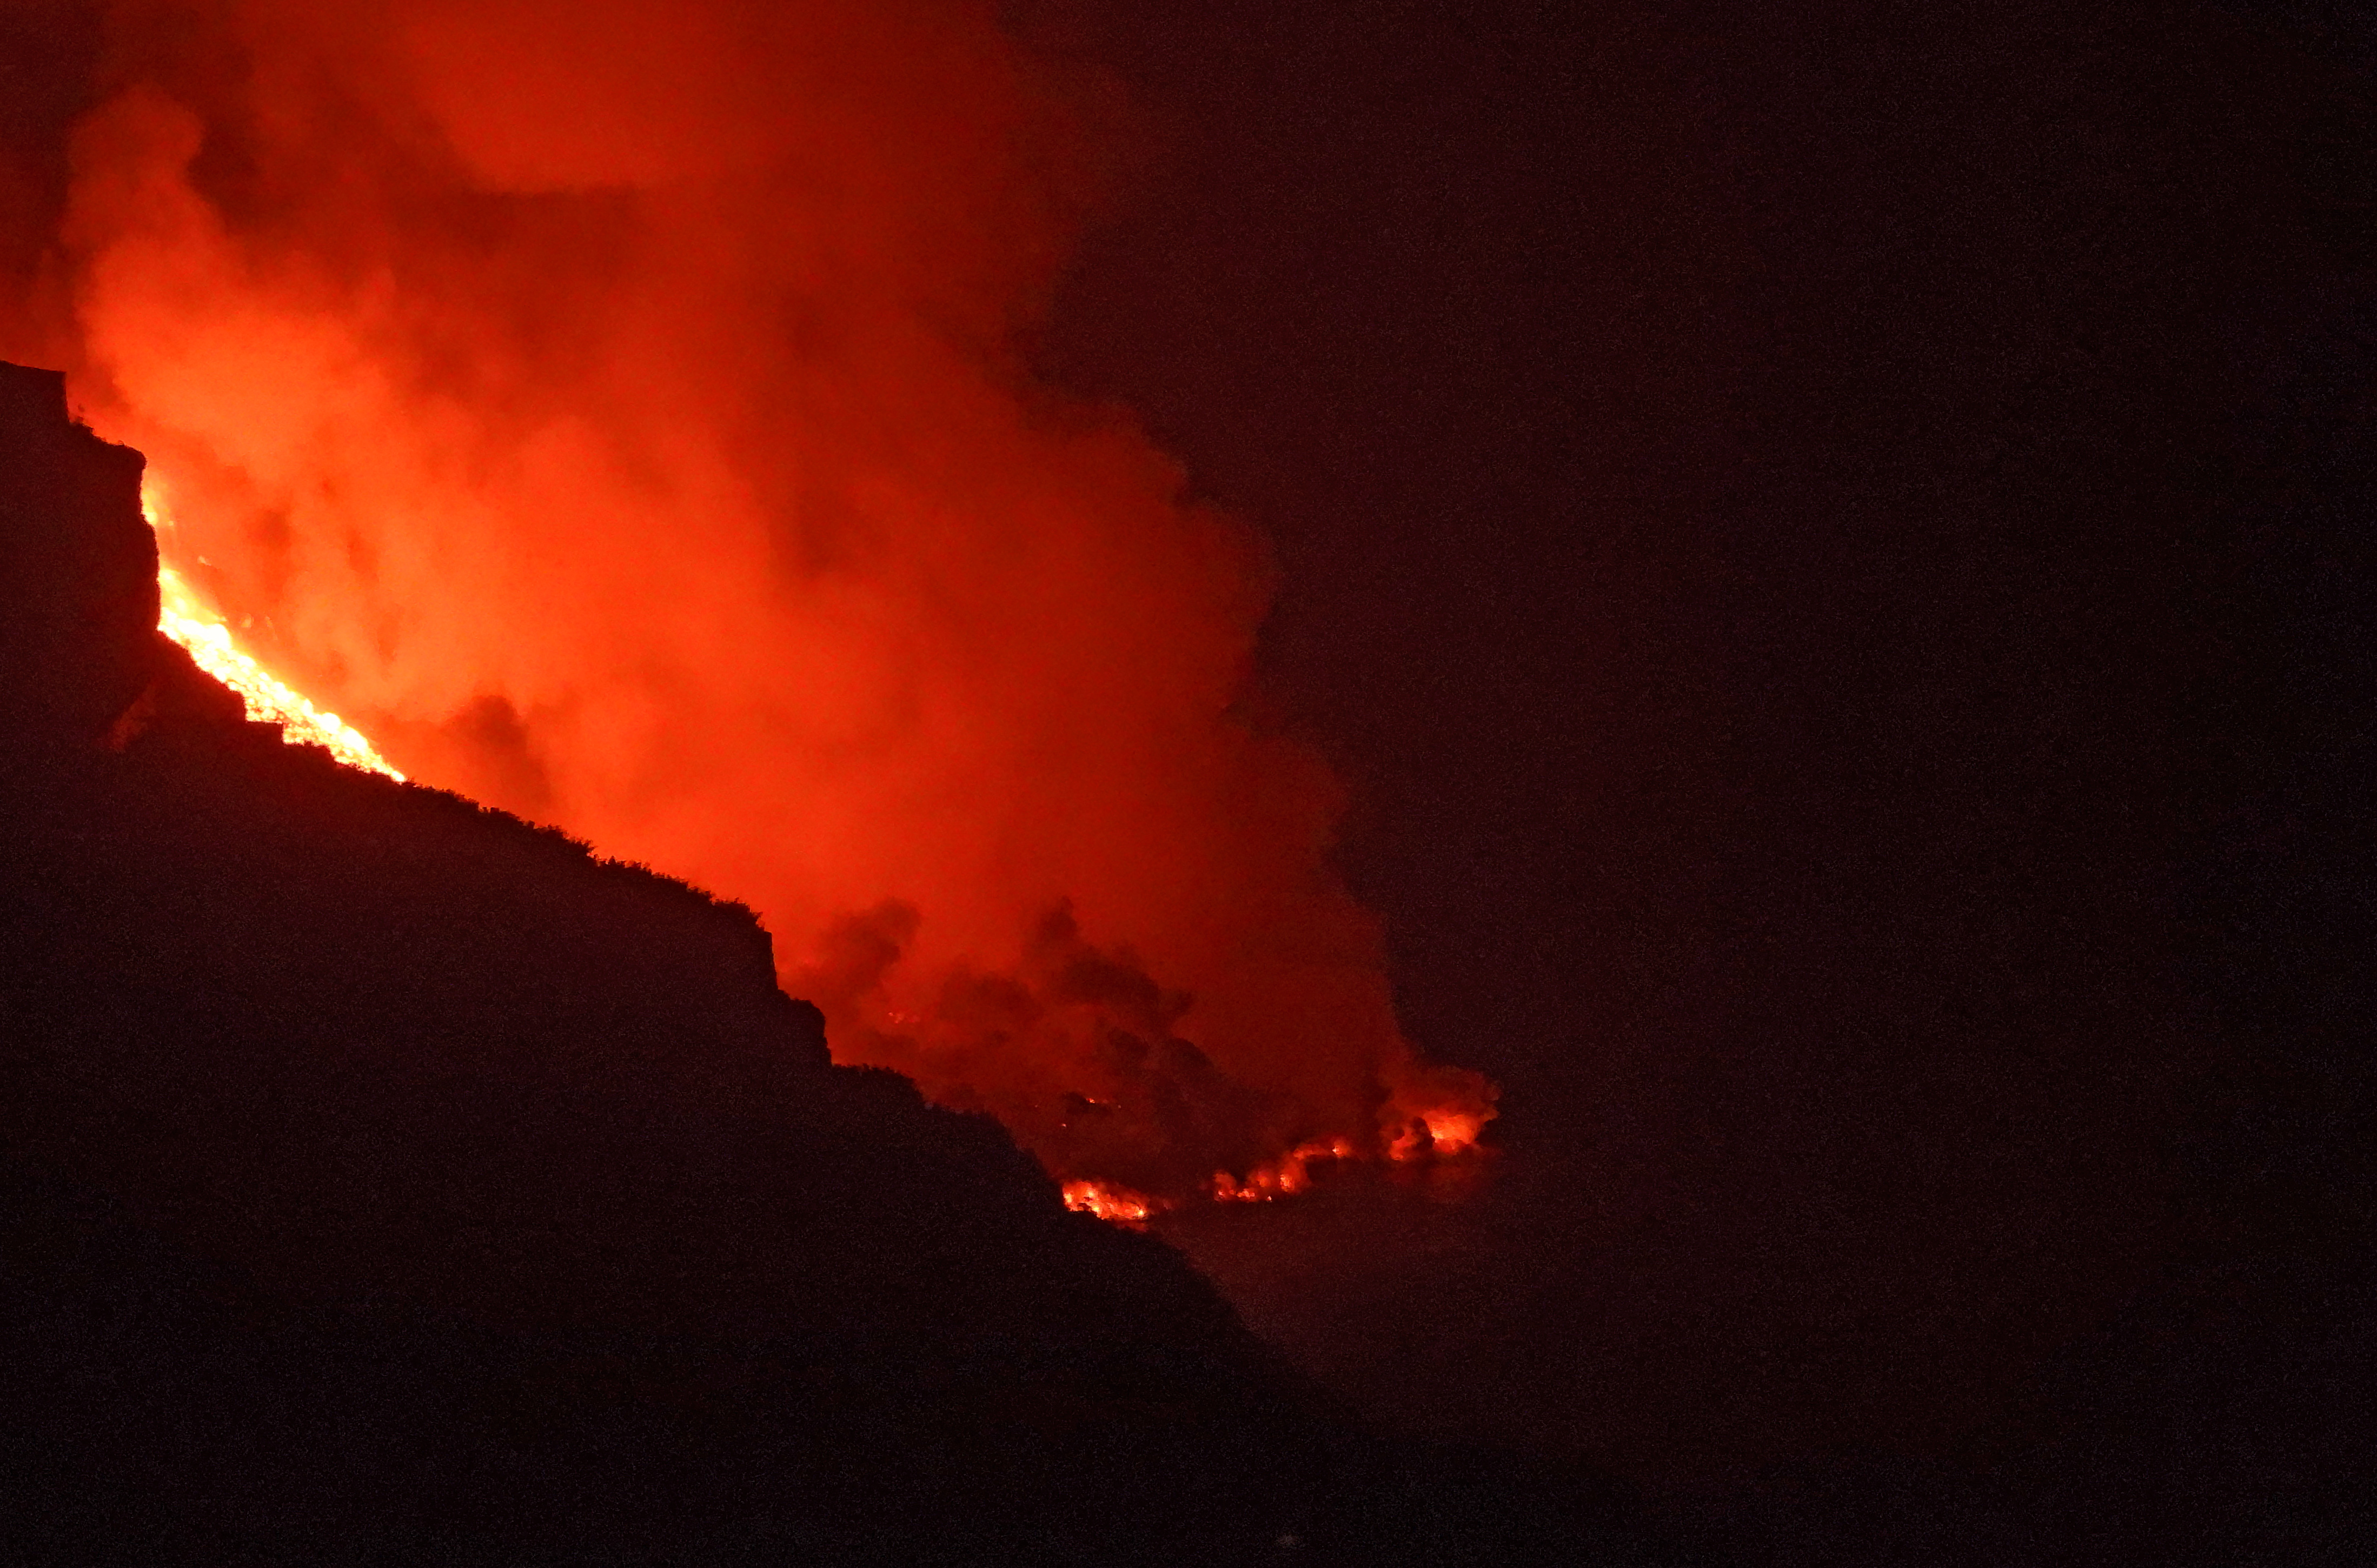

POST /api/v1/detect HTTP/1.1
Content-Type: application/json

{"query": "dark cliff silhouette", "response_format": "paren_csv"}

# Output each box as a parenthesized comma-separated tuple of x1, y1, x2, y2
(0, 361, 1662, 1566)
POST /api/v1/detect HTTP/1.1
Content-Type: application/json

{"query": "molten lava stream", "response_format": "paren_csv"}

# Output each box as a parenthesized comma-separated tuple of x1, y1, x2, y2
(142, 481, 405, 780)
(1060, 1181, 1157, 1225)
(1073, 1121, 1492, 1226)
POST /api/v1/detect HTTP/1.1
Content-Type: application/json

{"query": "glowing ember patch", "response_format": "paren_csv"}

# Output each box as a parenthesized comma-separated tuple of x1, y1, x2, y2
(1387, 1110, 1485, 1161)
(1061, 1181, 1157, 1225)
(1212, 1137, 1356, 1204)
(1421, 1111, 1484, 1155)
(143, 484, 404, 782)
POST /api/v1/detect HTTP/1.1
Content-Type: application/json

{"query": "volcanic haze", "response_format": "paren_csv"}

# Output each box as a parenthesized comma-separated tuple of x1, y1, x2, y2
(0, 0, 1491, 1196)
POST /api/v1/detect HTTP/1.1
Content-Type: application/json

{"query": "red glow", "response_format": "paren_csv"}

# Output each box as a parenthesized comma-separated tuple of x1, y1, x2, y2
(1211, 1138, 1356, 1202)
(1060, 1181, 1158, 1225)
(24, 0, 1496, 1203)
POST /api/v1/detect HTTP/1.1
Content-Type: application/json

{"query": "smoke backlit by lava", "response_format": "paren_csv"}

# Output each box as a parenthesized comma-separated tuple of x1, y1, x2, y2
(15, 0, 1496, 1202)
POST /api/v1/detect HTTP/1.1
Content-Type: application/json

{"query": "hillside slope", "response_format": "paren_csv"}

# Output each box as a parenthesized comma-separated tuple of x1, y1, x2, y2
(0, 361, 1410, 1565)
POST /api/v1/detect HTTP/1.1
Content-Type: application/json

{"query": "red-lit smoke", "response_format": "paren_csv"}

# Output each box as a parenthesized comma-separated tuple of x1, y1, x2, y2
(2, 0, 1492, 1196)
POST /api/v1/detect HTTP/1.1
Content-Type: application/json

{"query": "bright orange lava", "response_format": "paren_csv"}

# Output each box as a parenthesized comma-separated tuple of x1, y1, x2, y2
(144, 480, 404, 781)
(1211, 1137, 1357, 1203)
(1060, 1181, 1158, 1225)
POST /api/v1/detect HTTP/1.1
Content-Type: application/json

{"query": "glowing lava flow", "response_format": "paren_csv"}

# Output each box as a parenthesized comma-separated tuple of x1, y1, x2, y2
(1210, 1138, 1356, 1203)
(1067, 1122, 1493, 1222)
(142, 482, 405, 781)
(1390, 1109, 1487, 1164)
(1060, 1181, 1157, 1225)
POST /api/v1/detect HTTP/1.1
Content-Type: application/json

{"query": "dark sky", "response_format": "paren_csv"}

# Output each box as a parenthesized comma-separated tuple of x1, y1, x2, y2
(1017, 0, 2377, 1499)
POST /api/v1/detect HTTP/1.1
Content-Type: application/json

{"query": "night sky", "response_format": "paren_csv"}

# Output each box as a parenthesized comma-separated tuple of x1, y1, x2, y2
(1022, 0, 2377, 1508)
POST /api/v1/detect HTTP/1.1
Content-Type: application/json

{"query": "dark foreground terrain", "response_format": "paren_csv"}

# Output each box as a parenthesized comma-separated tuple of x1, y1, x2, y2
(0, 362, 1664, 1565)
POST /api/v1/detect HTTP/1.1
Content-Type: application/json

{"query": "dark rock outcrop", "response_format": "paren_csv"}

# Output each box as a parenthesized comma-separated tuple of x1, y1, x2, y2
(0, 366, 154, 750)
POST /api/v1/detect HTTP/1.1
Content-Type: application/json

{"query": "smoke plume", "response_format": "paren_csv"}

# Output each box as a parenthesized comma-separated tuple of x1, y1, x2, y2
(1, 0, 1492, 1194)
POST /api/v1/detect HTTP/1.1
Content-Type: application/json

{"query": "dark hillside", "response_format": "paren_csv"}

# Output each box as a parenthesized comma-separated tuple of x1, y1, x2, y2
(0, 362, 1654, 1565)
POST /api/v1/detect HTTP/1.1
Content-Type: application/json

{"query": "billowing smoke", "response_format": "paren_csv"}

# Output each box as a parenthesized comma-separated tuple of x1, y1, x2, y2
(1, 0, 1492, 1195)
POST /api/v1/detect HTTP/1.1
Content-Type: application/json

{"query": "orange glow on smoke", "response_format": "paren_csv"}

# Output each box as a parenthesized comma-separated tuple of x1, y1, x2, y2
(23, 0, 1495, 1209)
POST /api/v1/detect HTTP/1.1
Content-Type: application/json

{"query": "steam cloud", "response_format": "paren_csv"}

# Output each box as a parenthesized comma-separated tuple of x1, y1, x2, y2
(0, 0, 1492, 1194)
